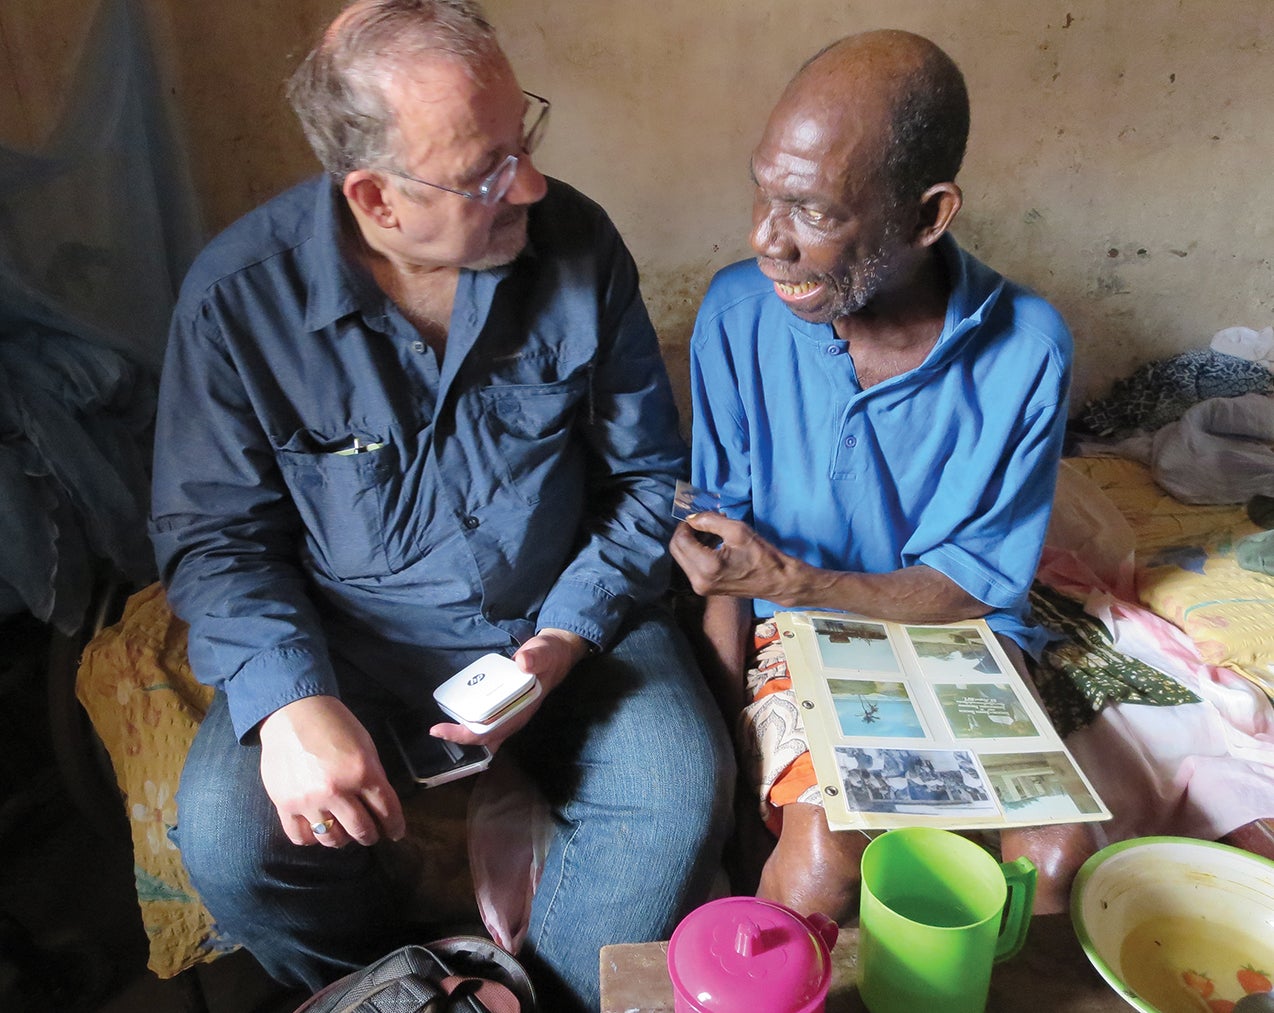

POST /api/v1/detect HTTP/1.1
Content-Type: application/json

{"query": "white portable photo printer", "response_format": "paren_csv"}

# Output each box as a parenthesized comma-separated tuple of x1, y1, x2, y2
(433, 653, 541, 734)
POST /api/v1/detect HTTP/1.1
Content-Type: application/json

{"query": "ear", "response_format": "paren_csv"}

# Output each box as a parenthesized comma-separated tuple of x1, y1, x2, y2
(913, 182, 962, 248)
(343, 170, 398, 229)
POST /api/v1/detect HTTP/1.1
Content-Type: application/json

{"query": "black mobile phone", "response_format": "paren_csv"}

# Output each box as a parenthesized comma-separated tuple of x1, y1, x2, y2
(386, 710, 491, 788)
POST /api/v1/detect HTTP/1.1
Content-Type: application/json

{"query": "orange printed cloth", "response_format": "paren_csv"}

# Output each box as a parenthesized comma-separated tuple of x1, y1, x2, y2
(738, 619, 820, 833)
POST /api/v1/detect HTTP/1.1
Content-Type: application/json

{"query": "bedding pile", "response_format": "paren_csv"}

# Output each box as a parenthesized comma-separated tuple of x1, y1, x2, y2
(1035, 457, 1274, 846)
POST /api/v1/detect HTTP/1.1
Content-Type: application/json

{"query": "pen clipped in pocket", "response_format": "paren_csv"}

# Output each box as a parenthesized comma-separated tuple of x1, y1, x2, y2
(274, 428, 396, 578)
(333, 438, 386, 456)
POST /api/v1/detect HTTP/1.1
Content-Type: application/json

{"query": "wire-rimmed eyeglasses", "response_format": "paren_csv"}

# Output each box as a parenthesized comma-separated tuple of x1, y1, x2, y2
(380, 91, 550, 206)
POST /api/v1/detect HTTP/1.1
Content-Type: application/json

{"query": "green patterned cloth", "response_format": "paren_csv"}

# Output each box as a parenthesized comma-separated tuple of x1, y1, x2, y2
(1238, 529, 1274, 576)
(1028, 584, 1201, 737)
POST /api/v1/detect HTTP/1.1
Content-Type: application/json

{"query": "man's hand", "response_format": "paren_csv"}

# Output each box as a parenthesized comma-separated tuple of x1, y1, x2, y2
(257, 695, 406, 849)
(672, 513, 991, 624)
(429, 628, 590, 751)
(671, 513, 808, 603)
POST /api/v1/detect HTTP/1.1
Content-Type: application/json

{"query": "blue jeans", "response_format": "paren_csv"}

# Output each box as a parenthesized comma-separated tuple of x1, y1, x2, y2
(174, 605, 734, 1012)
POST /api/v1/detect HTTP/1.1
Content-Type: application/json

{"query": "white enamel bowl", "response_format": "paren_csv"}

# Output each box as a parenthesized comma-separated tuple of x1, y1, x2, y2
(1071, 837, 1274, 1013)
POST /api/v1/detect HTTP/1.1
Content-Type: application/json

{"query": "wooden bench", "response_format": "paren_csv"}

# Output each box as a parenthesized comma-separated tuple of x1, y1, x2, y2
(600, 913, 1131, 1013)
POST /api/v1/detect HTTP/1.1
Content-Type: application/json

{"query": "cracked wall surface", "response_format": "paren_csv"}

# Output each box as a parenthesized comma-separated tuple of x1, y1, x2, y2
(4, 0, 1270, 412)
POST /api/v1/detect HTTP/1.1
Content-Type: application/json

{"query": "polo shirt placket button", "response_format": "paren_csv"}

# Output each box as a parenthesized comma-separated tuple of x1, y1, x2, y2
(462, 515, 480, 530)
(844, 435, 857, 448)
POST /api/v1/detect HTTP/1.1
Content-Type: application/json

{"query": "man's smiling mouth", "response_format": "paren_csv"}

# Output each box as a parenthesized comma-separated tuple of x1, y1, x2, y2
(775, 280, 820, 297)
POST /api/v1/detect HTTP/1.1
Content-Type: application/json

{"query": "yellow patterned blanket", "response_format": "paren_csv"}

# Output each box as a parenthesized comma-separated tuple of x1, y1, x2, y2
(1065, 456, 1274, 694)
(74, 582, 227, 977)
(76, 583, 477, 979)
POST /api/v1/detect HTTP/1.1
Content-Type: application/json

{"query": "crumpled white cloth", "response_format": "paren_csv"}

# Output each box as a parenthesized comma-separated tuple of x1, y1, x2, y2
(1211, 324, 1274, 372)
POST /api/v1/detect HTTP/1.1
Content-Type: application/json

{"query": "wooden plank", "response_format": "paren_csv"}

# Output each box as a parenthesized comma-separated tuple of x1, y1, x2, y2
(601, 914, 1131, 1013)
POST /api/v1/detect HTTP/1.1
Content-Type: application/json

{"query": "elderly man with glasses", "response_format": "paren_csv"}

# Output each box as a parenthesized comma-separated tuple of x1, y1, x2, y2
(149, 2, 733, 1009)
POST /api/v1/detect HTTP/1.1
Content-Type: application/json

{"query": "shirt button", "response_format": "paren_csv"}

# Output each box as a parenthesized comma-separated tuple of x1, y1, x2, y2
(826, 345, 842, 355)
(462, 515, 480, 530)
(411, 341, 426, 354)
(844, 435, 857, 448)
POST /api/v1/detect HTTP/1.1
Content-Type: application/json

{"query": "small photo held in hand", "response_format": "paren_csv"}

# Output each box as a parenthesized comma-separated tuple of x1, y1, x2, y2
(672, 480, 722, 520)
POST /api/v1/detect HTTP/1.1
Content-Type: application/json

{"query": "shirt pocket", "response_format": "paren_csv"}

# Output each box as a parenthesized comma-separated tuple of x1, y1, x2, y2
(274, 429, 397, 579)
(478, 375, 587, 506)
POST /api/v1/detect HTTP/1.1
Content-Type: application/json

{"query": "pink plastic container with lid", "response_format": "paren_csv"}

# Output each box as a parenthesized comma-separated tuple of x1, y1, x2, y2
(667, 896, 839, 1013)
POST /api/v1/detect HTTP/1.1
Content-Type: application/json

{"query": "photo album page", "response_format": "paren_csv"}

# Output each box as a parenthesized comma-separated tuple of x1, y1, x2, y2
(774, 610, 1112, 832)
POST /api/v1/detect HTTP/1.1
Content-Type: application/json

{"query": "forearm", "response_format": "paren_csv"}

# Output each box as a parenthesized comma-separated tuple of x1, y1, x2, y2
(152, 469, 337, 736)
(699, 594, 753, 719)
(673, 514, 990, 625)
(541, 251, 687, 643)
(768, 560, 990, 624)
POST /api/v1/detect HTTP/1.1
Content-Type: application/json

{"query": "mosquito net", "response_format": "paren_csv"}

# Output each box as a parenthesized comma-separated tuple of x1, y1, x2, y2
(0, 0, 202, 630)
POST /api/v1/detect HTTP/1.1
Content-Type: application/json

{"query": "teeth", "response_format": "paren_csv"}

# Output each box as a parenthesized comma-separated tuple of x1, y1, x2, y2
(776, 280, 819, 296)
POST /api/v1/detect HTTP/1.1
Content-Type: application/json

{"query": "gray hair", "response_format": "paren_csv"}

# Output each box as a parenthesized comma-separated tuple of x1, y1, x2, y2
(286, 0, 498, 176)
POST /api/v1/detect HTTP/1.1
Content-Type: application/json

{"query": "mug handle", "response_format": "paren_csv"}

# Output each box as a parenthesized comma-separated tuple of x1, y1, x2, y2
(993, 856, 1037, 962)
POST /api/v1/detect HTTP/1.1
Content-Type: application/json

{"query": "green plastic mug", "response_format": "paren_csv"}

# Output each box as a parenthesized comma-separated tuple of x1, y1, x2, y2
(857, 827, 1036, 1013)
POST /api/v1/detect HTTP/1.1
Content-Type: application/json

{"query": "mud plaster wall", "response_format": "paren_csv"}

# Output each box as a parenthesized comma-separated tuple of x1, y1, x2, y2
(3, 0, 1271, 418)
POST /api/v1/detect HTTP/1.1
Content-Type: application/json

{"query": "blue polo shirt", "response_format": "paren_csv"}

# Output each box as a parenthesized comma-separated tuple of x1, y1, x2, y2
(688, 236, 1072, 655)
(151, 176, 686, 739)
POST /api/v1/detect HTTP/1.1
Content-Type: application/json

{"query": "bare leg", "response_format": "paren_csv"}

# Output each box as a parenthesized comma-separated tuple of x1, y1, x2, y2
(1000, 822, 1096, 914)
(756, 802, 869, 923)
(993, 635, 1098, 914)
(1221, 818, 1274, 860)
(724, 774, 775, 897)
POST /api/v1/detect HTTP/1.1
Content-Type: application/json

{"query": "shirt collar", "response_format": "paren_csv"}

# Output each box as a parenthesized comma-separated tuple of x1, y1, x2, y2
(933, 232, 1005, 354)
(302, 177, 375, 332)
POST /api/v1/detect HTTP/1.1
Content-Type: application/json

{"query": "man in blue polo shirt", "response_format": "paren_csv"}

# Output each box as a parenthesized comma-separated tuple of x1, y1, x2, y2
(671, 29, 1091, 918)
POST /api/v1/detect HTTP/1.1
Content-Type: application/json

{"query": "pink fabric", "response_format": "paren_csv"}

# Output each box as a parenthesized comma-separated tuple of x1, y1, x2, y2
(1067, 590, 1274, 844)
(466, 753, 552, 953)
(1039, 464, 1274, 845)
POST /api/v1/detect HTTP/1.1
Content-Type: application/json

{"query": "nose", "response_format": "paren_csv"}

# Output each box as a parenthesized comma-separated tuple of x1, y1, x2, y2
(750, 201, 793, 261)
(505, 155, 548, 205)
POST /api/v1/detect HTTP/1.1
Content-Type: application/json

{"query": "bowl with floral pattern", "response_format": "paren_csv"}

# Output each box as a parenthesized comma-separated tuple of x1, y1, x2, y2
(1072, 837, 1274, 1013)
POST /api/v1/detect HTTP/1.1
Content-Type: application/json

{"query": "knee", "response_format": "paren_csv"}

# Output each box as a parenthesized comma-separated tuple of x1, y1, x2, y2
(173, 799, 269, 907)
(619, 733, 734, 872)
(1001, 823, 1095, 914)
(759, 803, 866, 923)
(647, 751, 734, 843)
(173, 768, 283, 908)
(666, 719, 736, 833)
(638, 680, 734, 802)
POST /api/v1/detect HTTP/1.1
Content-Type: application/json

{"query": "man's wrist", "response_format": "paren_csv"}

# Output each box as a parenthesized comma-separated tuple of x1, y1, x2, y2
(535, 626, 598, 664)
(775, 557, 827, 609)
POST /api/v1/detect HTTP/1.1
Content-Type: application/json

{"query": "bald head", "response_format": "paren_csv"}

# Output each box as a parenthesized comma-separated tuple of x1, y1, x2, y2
(779, 30, 969, 211)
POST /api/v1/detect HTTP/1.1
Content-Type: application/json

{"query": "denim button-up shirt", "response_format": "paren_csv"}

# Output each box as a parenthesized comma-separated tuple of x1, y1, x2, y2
(150, 177, 686, 739)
